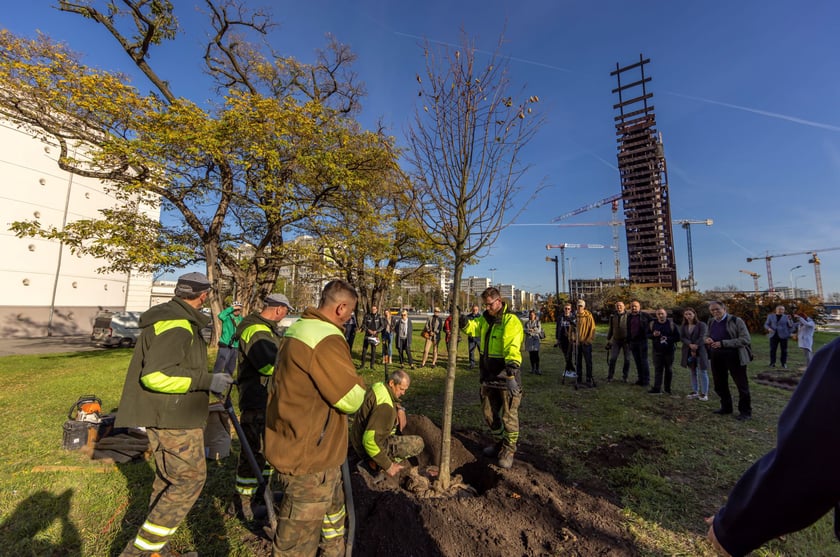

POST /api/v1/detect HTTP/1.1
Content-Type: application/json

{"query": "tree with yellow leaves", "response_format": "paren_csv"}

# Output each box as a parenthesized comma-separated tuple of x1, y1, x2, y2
(0, 1, 395, 329)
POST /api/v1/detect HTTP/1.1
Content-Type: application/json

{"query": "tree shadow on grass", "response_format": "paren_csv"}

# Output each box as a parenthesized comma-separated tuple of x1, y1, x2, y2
(0, 489, 81, 556)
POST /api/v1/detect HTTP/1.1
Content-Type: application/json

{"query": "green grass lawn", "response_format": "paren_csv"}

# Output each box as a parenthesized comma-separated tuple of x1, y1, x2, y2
(1, 326, 837, 556)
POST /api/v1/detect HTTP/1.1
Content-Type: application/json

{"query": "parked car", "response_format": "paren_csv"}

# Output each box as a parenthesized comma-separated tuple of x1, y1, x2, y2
(90, 310, 142, 348)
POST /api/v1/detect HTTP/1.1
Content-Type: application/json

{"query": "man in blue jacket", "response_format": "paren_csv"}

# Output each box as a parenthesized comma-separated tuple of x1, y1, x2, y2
(764, 305, 795, 368)
(707, 337, 840, 556)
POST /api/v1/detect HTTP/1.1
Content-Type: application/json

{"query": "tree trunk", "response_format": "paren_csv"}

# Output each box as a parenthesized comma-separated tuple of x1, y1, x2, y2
(436, 262, 465, 491)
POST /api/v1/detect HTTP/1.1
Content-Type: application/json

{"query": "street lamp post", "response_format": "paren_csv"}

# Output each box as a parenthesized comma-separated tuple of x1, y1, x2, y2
(489, 267, 497, 286)
(545, 256, 559, 314)
(789, 265, 802, 291)
(794, 274, 807, 297)
(566, 257, 575, 301)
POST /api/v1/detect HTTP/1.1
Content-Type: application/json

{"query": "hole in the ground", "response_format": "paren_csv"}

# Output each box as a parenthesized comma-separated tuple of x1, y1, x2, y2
(454, 460, 499, 495)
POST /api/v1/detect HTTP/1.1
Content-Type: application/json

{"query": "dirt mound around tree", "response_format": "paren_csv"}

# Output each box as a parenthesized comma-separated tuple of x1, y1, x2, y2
(349, 414, 638, 556)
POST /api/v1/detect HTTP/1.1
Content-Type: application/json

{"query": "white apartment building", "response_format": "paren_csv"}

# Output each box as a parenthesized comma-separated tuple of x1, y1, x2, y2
(0, 118, 156, 337)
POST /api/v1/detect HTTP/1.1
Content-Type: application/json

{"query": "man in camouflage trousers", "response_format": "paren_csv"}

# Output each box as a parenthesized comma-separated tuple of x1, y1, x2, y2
(351, 369, 425, 478)
(232, 293, 292, 521)
(265, 280, 367, 556)
(116, 272, 233, 557)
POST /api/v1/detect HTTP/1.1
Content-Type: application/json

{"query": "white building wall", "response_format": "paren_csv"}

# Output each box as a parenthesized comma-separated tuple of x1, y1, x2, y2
(0, 119, 158, 336)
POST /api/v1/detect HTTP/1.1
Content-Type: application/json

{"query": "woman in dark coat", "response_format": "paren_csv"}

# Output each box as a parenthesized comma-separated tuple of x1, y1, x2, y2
(680, 307, 710, 401)
(524, 310, 543, 375)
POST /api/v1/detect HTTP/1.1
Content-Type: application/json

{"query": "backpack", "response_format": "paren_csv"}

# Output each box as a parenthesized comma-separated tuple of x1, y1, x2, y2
(727, 315, 755, 361)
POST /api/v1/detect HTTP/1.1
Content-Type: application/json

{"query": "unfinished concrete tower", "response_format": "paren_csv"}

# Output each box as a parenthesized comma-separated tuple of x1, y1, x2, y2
(611, 55, 677, 290)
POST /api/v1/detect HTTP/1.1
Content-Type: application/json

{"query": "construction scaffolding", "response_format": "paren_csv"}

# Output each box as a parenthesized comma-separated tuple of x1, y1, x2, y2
(611, 55, 678, 290)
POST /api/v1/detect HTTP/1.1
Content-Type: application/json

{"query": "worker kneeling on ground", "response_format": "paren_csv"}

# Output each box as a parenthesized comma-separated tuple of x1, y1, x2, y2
(351, 369, 425, 477)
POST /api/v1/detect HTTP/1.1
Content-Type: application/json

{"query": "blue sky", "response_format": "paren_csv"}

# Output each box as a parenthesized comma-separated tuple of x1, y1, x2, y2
(6, 1, 840, 298)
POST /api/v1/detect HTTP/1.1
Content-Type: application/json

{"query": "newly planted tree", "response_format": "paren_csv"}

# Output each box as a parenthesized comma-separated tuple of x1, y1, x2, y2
(406, 33, 543, 489)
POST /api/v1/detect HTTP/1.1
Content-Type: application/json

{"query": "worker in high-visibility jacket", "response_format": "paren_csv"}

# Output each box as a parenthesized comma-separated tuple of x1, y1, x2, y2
(460, 287, 525, 469)
(350, 370, 425, 478)
(265, 280, 367, 556)
(115, 272, 233, 557)
(231, 293, 293, 522)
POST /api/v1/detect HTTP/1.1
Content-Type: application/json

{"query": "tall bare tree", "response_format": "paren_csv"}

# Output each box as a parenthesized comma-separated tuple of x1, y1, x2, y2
(406, 33, 544, 489)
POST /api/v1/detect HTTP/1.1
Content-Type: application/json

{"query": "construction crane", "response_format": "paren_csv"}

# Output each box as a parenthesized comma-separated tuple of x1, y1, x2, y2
(673, 219, 714, 291)
(551, 193, 622, 223)
(746, 246, 840, 301)
(739, 269, 761, 295)
(546, 243, 617, 294)
(551, 194, 623, 285)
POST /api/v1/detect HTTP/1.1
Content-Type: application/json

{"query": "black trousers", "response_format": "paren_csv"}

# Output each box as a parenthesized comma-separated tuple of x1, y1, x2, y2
(629, 340, 650, 385)
(652, 350, 675, 392)
(576, 343, 593, 382)
(360, 337, 377, 367)
(558, 337, 575, 371)
(769, 335, 789, 366)
(528, 350, 540, 372)
(395, 337, 413, 366)
(710, 348, 752, 415)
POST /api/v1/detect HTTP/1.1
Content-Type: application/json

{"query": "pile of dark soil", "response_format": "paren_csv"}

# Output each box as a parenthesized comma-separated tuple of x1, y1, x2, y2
(755, 368, 803, 390)
(349, 415, 638, 557)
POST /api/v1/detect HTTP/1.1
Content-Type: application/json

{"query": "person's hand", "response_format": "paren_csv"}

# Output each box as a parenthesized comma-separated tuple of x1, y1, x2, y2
(386, 462, 404, 477)
(209, 373, 234, 394)
(605, 341, 612, 350)
(704, 337, 713, 346)
(705, 516, 731, 556)
(506, 375, 521, 397)
(689, 343, 698, 351)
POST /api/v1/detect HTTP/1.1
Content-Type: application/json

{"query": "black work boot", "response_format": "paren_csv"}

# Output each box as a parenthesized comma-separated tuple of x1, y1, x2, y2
(482, 442, 502, 457)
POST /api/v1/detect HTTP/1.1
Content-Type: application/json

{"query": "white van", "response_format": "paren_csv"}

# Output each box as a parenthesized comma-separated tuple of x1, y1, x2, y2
(91, 311, 143, 348)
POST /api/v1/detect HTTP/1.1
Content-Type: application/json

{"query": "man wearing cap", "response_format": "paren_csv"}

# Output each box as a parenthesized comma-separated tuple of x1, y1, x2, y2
(231, 293, 292, 521)
(213, 301, 244, 375)
(265, 280, 366, 556)
(116, 272, 233, 557)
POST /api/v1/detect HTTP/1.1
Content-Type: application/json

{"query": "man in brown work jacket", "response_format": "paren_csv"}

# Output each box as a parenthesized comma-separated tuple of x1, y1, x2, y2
(265, 280, 366, 556)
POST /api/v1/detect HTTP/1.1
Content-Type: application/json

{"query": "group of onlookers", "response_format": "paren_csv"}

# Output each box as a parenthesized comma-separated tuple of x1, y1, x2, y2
(343, 305, 483, 370)
(552, 299, 817, 423)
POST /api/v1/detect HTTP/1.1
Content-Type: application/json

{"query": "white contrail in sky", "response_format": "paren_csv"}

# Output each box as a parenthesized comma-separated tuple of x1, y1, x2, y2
(665, 91, 840, 133)
(715, 230, 755, 256)
(394, 31, 572, 72)
(587, 151, 619, 172)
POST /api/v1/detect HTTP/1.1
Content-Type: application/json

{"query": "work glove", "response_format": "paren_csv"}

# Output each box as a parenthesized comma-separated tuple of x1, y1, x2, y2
(506, 375, 521, 397)
(505, 365, 521, 397)
(209, 372, 234, 395)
